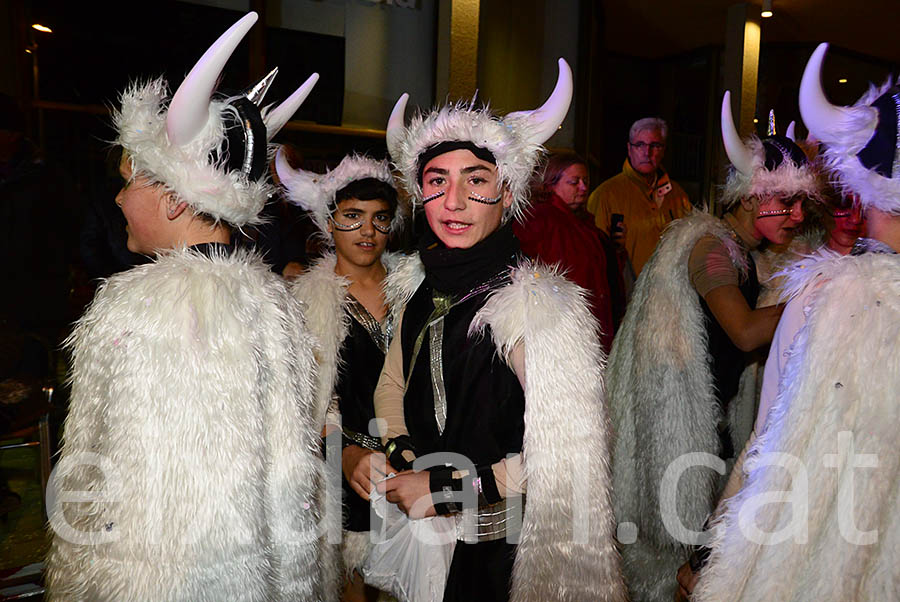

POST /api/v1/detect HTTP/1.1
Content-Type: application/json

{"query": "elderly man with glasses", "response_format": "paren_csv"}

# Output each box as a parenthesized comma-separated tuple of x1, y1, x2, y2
(586, 117, 692, 276)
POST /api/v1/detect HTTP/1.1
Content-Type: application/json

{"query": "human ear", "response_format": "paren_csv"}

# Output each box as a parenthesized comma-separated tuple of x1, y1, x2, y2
(166, 196, 188, 221)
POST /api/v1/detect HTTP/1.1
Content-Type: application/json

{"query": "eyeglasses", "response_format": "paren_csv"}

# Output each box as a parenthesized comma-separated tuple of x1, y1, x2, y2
(629, 142, 665, 151)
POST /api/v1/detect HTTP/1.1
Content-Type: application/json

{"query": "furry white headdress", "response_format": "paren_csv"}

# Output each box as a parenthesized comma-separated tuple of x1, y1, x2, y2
(114, 12, 318, 227)
(275, 151, 397, 237)
(385, 58, 573, 223)
(720, 91, 821, 207)
(800, 43, 900, 214)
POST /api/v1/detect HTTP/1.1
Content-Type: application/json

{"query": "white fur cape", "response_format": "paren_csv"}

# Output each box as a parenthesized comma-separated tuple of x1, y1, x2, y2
(46, 247, 336, 601)
(385, 253, 626, 602)
(291, 251, 401, 428)
(694, 251, 900, 601)
(606, 210, 751, 601)
(290, 251, 400, 580)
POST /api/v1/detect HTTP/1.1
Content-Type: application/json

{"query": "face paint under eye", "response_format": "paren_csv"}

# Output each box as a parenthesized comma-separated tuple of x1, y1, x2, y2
(468, 191, 503, 205)
(423, 190, 445, 204)
(373, 221, 392, 234)
(331, 218, 363, 231)
(757, 208, 793, 217)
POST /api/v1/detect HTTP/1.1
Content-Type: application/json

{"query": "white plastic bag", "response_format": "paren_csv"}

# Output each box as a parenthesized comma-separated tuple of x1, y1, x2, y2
(362, 491, 457, 602)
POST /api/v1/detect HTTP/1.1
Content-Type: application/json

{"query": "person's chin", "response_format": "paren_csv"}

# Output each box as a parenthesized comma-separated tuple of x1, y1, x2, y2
(776, 229, 797, 244)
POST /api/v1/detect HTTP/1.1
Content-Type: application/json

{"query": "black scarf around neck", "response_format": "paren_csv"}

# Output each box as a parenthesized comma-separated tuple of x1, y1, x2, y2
(418, 221, 520, 296)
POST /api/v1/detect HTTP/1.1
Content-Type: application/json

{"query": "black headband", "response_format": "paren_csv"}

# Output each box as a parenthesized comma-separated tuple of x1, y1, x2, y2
(762, 135, 809, 171)
(417, 140, 497, 184)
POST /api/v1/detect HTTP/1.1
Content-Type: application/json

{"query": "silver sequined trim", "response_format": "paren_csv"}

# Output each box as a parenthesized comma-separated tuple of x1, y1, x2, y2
(345, 295, 389, 354)
(241, 115, 255, 177)
(429, 317, 448, 434)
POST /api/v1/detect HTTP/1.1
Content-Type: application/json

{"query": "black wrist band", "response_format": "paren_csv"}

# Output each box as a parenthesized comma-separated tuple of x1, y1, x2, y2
(430, 467, 464, 515)
(476, 464, 503, 505)
(384, 435, 417, 472)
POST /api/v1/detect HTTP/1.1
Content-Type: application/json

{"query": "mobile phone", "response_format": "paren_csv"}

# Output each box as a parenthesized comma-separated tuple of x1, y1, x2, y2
(611, 213, 624, 233)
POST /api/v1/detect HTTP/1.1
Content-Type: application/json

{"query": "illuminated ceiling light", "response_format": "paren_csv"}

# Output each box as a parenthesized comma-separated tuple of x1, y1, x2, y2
(753, 118, 759, 123)
(838, 78, 848, 84)
(32, 23, 52, 33)
(25, 48, 32, 54)
(761, 0, 773, 18)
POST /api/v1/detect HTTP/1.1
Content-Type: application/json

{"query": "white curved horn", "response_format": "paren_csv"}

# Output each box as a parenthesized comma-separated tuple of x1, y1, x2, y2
(167, 12, 258, 146)
(785, 121, 796, 141)
(721, 90, 755, 176)
(265, 72, 319, 141)
(274, 147, 318, 210)
(506, 58, 574, 145)
(386, 93, 409, 161)
(799, 43, 854, 143)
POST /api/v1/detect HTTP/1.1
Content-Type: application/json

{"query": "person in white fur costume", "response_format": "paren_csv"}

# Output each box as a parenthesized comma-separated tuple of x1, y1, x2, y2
(45, 12, 336, 601)
(607, 88, 822, 601)
(691, 42, 899, 602)
(368, 59, 626, 602)
(276, 150, 402, 601)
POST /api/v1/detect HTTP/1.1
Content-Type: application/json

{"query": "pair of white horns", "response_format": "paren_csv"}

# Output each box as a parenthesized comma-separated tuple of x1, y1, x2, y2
(385, 57, 574, 159)
(721, 91, 797, 176)
(166, 11, 318, 147)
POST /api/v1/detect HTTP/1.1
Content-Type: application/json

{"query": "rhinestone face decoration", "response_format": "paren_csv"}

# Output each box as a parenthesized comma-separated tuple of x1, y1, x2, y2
(757, 208, 793, 218)
(468, 192, 503, 205)
(423, 190, 446, 204)
(331, 219, 363, 231)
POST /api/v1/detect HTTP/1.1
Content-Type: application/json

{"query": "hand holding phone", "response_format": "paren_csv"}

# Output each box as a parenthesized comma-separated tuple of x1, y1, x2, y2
(610, 213, 624, 233)
(610, 213, 626, 247)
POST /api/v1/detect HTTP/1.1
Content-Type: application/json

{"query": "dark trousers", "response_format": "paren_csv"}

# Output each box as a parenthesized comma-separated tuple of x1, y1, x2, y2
(442, 539, 517, 602)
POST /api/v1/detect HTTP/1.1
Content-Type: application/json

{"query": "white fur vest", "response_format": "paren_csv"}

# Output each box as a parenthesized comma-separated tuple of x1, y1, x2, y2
(385, 253, 626, 602)
(290, 251, 399, 581)
(606, 211, 750, 601)
(291, 252, 400, 429)
(694, 251, 899, 601)
(46, 247, 334, 601)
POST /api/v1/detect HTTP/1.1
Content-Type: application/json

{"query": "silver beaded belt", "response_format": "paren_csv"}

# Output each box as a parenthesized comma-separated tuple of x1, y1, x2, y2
(456, 495, 526, 543)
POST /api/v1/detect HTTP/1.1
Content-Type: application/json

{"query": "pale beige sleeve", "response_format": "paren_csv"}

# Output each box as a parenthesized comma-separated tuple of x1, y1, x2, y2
(373, 309, 409, 443)
(491, 342, 527, 497)
(493, 454, 527, 497)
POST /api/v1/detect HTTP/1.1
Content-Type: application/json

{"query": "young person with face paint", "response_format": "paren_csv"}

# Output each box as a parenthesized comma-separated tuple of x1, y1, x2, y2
(371, 60, 626, 602)
(606, 92, 821, 602)
(44, 13, 335, 601)
(690, 43, 899, 602)
(276, 152, 401, 602)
